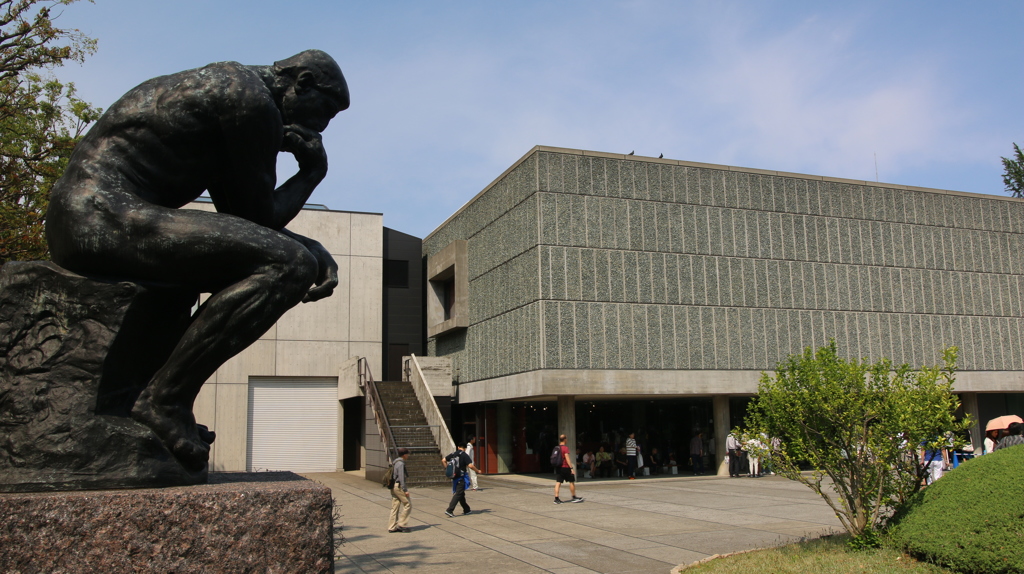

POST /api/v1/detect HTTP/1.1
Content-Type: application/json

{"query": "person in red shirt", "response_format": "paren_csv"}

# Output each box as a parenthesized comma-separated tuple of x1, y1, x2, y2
(553, 434, 584, 504)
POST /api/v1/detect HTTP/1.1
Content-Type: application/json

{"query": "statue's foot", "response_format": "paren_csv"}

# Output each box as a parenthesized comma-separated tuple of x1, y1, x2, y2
(131, 397, 210, 472)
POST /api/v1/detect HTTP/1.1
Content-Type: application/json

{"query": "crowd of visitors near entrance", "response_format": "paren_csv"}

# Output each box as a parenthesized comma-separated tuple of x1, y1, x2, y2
(387, 416, 1024, 531)
(557, 428, 717, 479)
(725, 431, 777, 478)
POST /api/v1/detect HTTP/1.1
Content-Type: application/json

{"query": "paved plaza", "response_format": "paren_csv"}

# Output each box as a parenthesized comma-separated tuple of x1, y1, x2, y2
(306, 471, 843, 573)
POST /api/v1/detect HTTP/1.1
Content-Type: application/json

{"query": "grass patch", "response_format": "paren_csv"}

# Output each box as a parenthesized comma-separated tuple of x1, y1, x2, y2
(681, 534, 952, 574)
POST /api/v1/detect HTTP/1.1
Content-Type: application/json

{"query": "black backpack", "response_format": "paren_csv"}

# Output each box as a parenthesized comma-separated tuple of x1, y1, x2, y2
(444, 451, 463, 478)
(550, 445, 564, 467)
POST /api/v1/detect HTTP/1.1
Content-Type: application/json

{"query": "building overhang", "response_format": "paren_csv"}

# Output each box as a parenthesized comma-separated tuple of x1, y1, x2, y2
(455, 369, 1024, 404)
(456, 369, 764, 403)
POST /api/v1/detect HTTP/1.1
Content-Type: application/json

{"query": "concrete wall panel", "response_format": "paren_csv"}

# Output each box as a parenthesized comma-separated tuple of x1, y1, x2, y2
(218, 340, 277, 383)
(276, 254, 351, 341)
(350, 256, 383, 342)
(212, 382, 248, 472)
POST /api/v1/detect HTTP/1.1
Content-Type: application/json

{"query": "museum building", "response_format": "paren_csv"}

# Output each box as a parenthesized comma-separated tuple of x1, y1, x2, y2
(192, 145, 1024, 478)
(424, 146, 1024, 475)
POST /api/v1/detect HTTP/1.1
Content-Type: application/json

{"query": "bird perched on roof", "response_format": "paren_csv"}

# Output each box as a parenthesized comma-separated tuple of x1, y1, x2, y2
(627, 150, 634, 155)
(658, 153, 663, 158)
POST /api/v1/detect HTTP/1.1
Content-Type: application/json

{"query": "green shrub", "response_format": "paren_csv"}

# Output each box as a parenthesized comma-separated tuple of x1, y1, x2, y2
(887, 446, 1024, 573)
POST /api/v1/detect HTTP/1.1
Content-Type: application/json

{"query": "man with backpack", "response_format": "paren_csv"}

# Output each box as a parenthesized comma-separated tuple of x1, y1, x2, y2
(442, 443, 481, 517)
(552, 434, 584, 504)
(387, 447, 412, 533)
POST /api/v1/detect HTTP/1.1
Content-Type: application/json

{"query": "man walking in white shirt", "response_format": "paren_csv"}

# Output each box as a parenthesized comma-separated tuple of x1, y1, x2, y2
(466, 436, 480, 491)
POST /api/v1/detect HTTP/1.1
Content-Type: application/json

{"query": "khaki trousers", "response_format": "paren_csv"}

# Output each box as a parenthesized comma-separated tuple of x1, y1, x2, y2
(388, 484, 412, 530)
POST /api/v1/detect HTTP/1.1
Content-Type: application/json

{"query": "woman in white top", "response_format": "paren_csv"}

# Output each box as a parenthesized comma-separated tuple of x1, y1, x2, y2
(983, 429, 1002, 454)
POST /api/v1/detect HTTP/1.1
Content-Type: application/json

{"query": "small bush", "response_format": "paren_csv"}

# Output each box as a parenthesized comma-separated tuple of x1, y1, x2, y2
(847, 527, 881, 551)
(887, 446, 1024, 573)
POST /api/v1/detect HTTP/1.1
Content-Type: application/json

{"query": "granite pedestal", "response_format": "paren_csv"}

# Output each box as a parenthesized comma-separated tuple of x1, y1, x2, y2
(0, 472, 334, 573)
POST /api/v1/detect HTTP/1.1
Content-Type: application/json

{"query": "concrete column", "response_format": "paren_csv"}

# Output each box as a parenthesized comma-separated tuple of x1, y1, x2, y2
(960, 392, 982, 453)
(496, 402, 512, 473)
(713, 395, 730, 477)
(557, 396, 576, 472)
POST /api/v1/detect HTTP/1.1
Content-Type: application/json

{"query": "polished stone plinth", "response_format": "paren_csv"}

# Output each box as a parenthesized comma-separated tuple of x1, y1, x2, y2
(0, 472, 334, 573)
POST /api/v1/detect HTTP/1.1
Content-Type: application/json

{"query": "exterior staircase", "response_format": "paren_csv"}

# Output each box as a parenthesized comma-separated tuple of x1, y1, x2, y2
(376, 380, 450, 487)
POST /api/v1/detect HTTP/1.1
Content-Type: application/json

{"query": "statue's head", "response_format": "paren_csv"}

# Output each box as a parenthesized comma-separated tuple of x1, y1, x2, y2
(272, 50, 350, 132)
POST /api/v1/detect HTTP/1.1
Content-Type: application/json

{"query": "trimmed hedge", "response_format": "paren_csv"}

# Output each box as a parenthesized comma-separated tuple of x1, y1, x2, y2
(887, 445, 1024, 573)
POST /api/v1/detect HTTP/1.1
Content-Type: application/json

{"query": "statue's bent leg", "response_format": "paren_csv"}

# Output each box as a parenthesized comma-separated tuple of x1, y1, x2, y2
(50, 193, 318, 470)
(131, 243, 317, 469)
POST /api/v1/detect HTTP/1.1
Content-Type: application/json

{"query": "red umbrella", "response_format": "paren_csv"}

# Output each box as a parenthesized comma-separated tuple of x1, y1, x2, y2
(986, 415, 1023, 431)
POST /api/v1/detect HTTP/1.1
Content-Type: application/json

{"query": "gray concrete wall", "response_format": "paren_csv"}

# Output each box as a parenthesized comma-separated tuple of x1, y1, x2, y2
(426, 146, 1024, 389)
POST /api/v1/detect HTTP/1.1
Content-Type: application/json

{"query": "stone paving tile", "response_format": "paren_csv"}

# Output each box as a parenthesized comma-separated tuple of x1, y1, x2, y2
(547, 567, 601, 574)
(520, 539, 675, 572)
(597, 517, 735, 537)
(738, 502, 841, 524)
(635, 545, 712, 566)
(351, 548, 546, 574)
(580, 535, 670, 551)
(463, 522, 563, 542)
(468, 537, 579, 570)
(668, 527, 809, 555)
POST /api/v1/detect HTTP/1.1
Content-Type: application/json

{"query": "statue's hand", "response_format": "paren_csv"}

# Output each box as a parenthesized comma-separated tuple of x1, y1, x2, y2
(301, 238, 339, 303)
(281, 124, 328, 175)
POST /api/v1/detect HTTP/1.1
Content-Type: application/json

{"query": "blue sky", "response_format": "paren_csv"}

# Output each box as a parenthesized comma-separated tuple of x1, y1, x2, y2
(50, 1, 1023, 238)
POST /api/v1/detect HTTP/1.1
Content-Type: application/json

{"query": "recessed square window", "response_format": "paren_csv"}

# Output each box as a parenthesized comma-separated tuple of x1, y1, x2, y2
(427, 240, 468, 337)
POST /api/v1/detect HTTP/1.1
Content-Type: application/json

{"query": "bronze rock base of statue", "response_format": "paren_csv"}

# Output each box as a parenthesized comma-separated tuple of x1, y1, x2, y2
(0, 261, 209, 492)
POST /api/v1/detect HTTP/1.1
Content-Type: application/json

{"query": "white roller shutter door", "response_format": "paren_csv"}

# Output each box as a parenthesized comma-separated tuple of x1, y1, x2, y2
(247, 377, 338, 472)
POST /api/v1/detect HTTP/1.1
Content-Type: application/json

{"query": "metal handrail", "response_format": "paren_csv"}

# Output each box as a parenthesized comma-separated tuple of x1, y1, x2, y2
(360, 358, 398, 464)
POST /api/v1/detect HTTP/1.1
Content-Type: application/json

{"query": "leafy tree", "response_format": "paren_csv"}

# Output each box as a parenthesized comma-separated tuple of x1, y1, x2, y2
(740, 341, 970, 546)
(0, 0, 100, 265)
(1003, 142, 1024, 198)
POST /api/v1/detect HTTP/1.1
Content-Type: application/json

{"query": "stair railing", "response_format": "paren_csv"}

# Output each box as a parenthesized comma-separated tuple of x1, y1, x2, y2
(405, 354, 456, 456)
(360, 357, 398, 464)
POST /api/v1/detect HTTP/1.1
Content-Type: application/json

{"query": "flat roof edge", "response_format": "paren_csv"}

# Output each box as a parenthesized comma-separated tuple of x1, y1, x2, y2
(425, 145, 1020, 242)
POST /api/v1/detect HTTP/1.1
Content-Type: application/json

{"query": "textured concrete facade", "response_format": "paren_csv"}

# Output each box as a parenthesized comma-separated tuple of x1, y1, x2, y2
(425, 146, 1024, 399)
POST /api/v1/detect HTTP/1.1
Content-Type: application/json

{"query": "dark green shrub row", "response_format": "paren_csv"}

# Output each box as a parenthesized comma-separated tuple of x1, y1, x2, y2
(887, 445, 1024, 573)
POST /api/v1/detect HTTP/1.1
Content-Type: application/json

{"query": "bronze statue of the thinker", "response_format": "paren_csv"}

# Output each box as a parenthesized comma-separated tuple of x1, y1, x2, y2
(42, 49, 349, 474)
